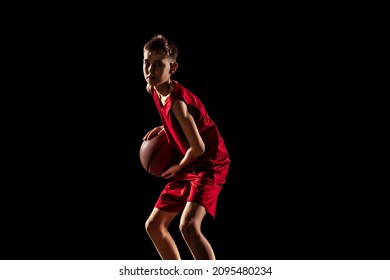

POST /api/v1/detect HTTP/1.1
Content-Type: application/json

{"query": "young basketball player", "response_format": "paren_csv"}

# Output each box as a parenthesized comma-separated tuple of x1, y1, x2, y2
(143, 34, 231, 260)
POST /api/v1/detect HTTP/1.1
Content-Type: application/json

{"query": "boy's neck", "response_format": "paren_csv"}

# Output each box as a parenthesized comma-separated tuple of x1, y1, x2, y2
(156, 81, 174, 97)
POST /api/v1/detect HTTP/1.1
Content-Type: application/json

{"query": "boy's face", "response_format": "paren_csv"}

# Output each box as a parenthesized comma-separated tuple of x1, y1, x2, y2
(143, 50, 174, 87)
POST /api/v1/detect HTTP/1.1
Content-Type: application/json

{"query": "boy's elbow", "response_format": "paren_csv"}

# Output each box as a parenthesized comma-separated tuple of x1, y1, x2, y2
(195, 143, 206, 156)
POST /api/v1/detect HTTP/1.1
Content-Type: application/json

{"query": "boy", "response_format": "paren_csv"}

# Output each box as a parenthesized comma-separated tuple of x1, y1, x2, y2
(143, 34, 230, 260)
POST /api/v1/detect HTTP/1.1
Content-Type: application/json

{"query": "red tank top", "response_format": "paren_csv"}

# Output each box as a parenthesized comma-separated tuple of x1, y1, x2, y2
(151, 80, 231, 172)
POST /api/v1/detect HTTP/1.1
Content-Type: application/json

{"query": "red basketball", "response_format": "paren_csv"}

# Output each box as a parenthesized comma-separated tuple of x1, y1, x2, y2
(139, 131, 179, 177)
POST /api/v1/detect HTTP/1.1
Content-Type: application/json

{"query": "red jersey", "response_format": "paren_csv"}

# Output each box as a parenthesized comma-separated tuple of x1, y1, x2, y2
(150, 80, 230, 218)
(151, 80, 231, 174)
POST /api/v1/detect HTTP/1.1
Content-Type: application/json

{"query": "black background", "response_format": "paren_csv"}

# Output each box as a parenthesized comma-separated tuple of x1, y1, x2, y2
(2, 9, 388, 260)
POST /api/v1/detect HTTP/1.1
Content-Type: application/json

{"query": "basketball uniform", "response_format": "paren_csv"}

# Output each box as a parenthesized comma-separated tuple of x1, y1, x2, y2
(150, 80, 230, 218)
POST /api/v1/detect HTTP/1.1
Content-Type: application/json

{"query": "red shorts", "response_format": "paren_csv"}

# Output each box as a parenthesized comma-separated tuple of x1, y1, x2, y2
(155, 166, 229, 218)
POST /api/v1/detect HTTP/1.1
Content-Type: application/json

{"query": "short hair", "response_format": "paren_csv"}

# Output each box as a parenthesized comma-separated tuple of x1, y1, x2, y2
(143, 34, 178, 61)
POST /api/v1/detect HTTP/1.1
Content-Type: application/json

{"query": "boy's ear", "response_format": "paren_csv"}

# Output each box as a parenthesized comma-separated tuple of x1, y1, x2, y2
(170, 62, 178, 74)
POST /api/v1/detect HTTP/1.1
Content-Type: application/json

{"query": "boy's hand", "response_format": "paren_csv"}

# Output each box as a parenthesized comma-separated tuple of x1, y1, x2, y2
(142, 125, 164, 140)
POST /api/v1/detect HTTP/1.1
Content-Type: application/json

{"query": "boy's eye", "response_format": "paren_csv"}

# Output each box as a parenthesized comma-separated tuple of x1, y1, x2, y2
(143, 62, 164, 68)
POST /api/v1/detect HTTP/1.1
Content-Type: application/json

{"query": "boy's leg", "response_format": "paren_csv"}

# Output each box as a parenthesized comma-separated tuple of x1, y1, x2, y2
(145, 207, 180, 260)
(179, 202, 215, 260)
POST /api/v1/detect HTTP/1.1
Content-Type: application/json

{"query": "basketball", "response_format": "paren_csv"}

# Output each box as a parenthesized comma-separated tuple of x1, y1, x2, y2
(139, 130, 179, 177)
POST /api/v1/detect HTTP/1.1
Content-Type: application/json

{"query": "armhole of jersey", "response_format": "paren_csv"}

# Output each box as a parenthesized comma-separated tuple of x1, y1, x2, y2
(172, 98, 199, 122)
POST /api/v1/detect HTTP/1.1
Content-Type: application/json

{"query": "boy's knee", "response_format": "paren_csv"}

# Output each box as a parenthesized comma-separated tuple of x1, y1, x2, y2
(179, 221, 197, 237)
(145, 218, 154, 233)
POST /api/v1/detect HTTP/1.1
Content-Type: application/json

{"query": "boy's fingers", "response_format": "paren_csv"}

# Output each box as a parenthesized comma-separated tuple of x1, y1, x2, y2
(143, 126, 163, 140)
